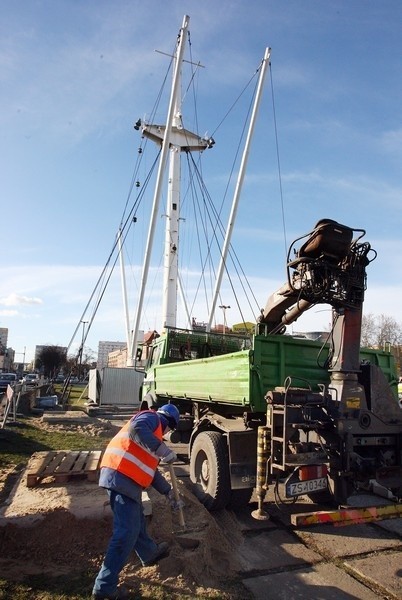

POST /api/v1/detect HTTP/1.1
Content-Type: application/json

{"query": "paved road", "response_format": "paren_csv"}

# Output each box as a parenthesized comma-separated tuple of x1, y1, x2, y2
(173, 449, 402, 600)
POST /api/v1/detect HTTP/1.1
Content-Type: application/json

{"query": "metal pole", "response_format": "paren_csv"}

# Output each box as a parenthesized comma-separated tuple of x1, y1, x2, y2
(129, 14, 190, 363)
(207, 48, 271, 331)
(79, 321, 88, 379)
(219, 305, 230, 334)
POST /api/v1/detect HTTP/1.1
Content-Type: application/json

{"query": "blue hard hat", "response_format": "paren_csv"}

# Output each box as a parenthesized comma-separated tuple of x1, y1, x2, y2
(157, 404, 180, 429)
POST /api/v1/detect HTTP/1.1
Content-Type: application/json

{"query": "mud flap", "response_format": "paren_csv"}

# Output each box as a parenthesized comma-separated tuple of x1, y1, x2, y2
(227, 430, 257, 489)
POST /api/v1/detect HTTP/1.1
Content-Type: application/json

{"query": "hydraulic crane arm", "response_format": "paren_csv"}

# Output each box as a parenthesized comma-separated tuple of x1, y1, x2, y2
(259, 219, 375, 335)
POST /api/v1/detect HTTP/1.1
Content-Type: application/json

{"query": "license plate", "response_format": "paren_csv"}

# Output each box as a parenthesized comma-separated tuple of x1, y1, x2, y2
(286, 477, 328, 497)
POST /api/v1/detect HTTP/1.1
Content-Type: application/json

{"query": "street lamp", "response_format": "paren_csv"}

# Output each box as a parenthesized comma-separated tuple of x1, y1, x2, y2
(219, 305, 230, 334)
(79, 321, 88, 379)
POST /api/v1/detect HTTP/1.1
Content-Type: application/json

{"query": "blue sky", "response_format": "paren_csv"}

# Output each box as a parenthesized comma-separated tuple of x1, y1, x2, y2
(1, 1, 401, 363)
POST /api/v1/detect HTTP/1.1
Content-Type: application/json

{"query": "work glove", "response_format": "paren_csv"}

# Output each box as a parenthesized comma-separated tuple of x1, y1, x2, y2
(156, 443, 177, 464)
(160, 449, 177, 464)
(167, 488, 185, 511)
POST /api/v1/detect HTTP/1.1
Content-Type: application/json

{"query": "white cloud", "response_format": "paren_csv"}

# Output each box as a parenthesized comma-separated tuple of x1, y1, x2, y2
(0, 293, 43, 306)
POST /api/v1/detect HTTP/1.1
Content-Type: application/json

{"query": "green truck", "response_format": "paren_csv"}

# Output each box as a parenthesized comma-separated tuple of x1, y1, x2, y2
(141, 220, 402, 510)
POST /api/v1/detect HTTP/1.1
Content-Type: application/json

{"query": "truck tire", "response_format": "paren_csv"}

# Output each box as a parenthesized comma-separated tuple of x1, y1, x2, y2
(190, 431, 231, 511)
(141, 392, 157, 410)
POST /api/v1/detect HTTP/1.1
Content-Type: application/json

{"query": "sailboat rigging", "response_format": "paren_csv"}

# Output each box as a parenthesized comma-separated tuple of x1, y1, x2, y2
(68, 14, 272, 371)
(128, 15, 270, 365)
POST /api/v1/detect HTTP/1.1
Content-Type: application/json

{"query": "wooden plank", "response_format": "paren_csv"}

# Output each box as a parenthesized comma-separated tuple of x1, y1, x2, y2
(55, 450, 80, 474)
(85, 450, 102, 473)
(71, 451, 89, 473)
(85, 451, 102, 481)
(29, 452, 58, 475)
(26, 452, 59, 487)
(43, 451, 68, 476)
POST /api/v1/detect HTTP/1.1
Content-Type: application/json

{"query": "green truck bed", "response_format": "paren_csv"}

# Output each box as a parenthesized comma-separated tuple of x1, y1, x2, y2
(149, 331, 397, 413)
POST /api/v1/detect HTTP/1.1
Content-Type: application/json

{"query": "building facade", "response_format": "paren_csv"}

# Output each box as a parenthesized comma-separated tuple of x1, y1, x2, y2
(98, 332, 145, 370)
(0, 328, 14, 372)
(97, 341, 128, 370)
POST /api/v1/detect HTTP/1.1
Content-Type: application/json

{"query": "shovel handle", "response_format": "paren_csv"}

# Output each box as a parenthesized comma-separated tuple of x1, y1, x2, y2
(169, 464, 186, 529)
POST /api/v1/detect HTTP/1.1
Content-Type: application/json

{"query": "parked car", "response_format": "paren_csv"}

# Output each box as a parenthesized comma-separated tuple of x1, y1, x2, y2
(0, 373, 17, 394)
(64, 376, 80, 384)
(22, 373, 40, 386)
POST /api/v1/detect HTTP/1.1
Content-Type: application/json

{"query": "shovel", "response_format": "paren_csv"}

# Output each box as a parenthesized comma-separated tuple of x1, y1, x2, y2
(169, 464, 186, 529)
(167, 465, 206, 549)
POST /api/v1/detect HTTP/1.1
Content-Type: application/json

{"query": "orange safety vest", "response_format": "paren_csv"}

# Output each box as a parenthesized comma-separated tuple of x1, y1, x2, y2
(100, 410, 163, 488)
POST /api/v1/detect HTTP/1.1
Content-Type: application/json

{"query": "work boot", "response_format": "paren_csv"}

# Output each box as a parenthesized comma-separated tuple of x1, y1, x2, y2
(141, 542, 170, 567)
(91, 586, 129, 599)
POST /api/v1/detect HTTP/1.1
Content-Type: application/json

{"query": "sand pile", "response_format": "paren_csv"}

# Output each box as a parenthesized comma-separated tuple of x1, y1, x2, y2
(0, 465, 246, 598)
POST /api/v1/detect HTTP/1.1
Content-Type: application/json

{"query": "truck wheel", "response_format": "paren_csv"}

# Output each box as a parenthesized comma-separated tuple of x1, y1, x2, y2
(190, 431, 231, 511)
(141, 392, 157, 410)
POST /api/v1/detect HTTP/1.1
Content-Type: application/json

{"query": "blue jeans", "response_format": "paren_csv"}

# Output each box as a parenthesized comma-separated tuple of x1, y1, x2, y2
(93, 489, 158, 596)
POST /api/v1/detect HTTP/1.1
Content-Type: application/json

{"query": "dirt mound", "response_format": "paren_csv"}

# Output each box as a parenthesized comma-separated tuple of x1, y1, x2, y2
(0, 509, 110, 577)
(0, 471, 246, 598)
(138, 484, 242, 594)
(36, 411, 119, 437)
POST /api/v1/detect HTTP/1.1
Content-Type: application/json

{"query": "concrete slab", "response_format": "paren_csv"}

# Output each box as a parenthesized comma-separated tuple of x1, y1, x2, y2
(345, 493, 394, 507)
(42, 410, 92, 424)
(297, 522, 401, 558)
(375, 516, 402, 537)
(224, 506, 277, 533)
(236, 528, 321, 573)
(242, 562, 380, 599)
(345, 550, 402, 599)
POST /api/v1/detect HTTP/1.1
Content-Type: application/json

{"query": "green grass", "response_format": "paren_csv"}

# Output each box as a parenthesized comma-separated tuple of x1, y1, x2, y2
(0, 418, 108, 469)
(54, 383, 89, 411)
(0, 574, 96, 600)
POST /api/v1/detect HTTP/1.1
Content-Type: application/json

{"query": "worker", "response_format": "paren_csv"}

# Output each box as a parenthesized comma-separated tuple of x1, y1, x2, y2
(92, 404, 182, 600)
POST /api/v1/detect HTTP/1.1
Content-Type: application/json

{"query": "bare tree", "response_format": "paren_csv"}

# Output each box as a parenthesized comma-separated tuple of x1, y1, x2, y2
(361, 313, 402, 348)
(82, 347, 96, 367)
(65, 346, 96, 380)
(36, 346, 67, 377)
(361, 313, 377, 347)
(376, 314, 402, 348)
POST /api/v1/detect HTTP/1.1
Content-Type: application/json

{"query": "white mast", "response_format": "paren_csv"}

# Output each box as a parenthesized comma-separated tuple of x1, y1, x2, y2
(129, 15, 212, 362)
(129, 15, 190, 363)
(207, 47, 271, 331)
(161, 92, 182, 328)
